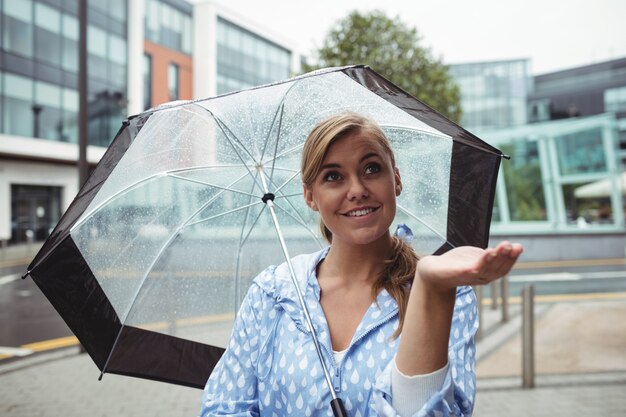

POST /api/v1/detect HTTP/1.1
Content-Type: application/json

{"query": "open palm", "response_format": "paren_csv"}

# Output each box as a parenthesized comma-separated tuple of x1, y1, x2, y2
(417, 241, 523, 289)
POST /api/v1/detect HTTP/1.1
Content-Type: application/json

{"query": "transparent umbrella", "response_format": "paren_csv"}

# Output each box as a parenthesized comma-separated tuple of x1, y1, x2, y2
(25, 66, 504, 413)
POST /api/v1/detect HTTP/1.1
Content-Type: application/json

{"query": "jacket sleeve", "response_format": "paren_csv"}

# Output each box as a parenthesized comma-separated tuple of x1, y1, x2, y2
(200, 281, 269, 417)
(371, 285, 478, 417)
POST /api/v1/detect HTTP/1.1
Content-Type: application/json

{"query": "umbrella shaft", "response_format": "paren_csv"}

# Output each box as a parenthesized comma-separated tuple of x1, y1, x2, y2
(257, 169, 338, 401)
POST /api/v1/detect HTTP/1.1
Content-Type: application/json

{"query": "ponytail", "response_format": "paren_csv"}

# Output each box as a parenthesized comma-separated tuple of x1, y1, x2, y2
(374, 236, 418, 339)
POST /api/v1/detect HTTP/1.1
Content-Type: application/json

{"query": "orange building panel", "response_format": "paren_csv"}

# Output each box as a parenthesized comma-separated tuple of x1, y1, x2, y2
(144, 40, 193, 108)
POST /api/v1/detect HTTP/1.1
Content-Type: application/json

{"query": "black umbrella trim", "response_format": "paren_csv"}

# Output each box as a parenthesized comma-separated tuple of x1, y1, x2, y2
(29, 236, 122, 368)
(106, 326, 225, 389)
(29, 235, 224, 388)
(436, 142, 501, 253)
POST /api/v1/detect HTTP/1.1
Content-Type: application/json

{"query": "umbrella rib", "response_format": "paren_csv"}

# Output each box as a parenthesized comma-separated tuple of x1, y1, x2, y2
(268, 103, 285, 187)
(272, 201, 324, 248)
(212, 116, 263, 192)
(396, 204, 456, 248)
(270, 170, 302, 196)
(185, 201, 263, 228)
(167, 173, 258, 198)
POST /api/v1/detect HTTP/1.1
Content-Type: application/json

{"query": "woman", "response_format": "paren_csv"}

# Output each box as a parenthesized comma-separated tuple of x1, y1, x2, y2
(200, 112, 522, 416)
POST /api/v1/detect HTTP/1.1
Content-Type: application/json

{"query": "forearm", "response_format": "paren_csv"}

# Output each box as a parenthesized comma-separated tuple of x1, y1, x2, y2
(395, 276, 456, 376)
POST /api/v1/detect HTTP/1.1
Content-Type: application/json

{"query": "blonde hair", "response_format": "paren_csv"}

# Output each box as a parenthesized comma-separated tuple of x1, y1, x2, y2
(301, 112, 418, 337)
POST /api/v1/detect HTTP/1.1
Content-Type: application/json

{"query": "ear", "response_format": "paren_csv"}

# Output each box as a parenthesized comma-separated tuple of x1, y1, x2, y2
(394, 168, 402, 196)
(303, 184, 318, 211)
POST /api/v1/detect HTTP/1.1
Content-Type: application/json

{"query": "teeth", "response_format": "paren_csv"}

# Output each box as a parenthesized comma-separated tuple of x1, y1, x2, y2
(348, 208, 374, 217)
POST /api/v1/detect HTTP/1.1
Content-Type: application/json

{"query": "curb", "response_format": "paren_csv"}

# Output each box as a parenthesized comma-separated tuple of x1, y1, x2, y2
(0, 346, 80, 376)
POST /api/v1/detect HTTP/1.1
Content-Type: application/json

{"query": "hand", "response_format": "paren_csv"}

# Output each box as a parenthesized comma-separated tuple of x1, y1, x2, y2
(416, 241, 523, 290)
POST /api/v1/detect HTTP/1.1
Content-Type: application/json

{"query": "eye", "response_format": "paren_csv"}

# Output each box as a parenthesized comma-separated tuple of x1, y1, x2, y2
(323, 171, 342, 182)
(364, 163, 381, 175)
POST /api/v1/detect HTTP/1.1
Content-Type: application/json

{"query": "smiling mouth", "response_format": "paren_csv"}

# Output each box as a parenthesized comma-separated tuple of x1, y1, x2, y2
(346, 207, 378, 217)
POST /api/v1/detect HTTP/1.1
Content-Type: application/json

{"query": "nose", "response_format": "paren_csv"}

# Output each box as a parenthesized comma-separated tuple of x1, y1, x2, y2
(346, 177, 368, 200)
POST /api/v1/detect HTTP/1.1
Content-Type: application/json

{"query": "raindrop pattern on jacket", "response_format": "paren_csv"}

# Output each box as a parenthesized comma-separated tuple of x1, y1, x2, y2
(201, 249, 478, 417)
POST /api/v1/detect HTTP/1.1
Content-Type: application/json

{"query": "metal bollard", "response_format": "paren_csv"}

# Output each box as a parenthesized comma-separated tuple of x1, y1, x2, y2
(501, 275, 509, 323)
(522, 285, 535, 388)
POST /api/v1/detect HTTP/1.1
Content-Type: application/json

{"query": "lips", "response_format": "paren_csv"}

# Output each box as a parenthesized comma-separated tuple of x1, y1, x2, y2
(345, 207, 379, 217)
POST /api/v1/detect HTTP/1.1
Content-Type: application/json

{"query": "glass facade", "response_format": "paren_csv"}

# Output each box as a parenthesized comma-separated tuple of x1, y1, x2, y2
(487, 114, 624, 232)
(216, 17, 291, 94)
(500, 139, 547, 221)
(604, 86, 626, 113)
(449, 59, 531, 132)
(144, 0, 192, 55)
(0, 0, 128, 147)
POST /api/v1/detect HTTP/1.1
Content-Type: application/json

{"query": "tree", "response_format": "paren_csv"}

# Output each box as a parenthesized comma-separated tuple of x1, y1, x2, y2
(305, 11, 462, 123)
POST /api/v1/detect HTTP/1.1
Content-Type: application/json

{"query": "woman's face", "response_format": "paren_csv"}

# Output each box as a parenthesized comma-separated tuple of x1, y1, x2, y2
(303, 130, 402, 247)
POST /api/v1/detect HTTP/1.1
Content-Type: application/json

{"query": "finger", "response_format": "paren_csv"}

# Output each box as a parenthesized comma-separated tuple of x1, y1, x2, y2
(492, 248, 523, 277)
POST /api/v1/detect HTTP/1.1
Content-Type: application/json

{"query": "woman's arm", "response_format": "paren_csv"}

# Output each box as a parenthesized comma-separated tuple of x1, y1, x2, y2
(396, 241, 522, 376)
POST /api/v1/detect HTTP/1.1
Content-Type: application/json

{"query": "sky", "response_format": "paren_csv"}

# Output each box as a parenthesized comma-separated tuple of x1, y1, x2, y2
(210, 0, 626, 75)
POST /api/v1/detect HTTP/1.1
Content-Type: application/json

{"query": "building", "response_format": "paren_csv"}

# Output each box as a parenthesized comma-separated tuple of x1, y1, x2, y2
(450, 57, 626, 260)
(0, 0, 299, 247)
(527, 57, 626, 168)
(448, 59, 532, 133)
(484, 113, 625, 260)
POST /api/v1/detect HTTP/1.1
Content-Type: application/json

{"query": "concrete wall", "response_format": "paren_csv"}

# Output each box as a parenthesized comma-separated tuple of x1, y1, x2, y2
(489, 232, 626, 262)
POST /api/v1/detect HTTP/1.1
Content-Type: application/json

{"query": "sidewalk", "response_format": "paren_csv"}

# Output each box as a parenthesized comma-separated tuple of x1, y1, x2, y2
(1, 296, 624, 417)
(472, 295, 626, 416)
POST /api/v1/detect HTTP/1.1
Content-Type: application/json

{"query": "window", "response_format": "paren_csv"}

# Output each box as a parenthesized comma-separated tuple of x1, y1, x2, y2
(500, 140, 547, 221)
(144, 0, 191, 55)
(3, 73, 34, 137)
(3, 0, 34, 57)
(563, 182, 613, 226)
(604, 86, 626, 113)
(144, 54, 152, 109)
(168, 63, 179, 101)
(34, 3, 62, 67)
(555, 128, 606, 175)
(34, 80, 62, 140)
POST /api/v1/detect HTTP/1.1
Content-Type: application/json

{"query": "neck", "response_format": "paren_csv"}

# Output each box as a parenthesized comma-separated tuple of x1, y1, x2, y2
(322, 234, 394, 287)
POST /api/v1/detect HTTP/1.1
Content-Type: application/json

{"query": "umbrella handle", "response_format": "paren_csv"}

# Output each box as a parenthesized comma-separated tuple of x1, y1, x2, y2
(331, 398, 348, 417)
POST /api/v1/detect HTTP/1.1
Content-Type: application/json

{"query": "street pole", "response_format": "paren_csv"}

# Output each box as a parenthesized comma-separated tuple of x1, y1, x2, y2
(522, 285, 535, 388)
(78, 0, 89, 188)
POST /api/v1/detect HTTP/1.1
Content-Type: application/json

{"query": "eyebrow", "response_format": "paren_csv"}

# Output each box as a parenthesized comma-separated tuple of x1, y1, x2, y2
(319, 152, 381, 171)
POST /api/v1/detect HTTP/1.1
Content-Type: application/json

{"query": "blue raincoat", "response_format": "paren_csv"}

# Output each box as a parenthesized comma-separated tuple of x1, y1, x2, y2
(200, 248, 478, 416)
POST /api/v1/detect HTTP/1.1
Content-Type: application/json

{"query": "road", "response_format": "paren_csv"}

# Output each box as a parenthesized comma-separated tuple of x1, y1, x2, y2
(1, 257, 625, 362)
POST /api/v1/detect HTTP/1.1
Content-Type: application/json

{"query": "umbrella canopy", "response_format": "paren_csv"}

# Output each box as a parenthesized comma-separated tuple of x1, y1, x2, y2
(26, 66, 503, 389)
(574, 172, 626, 198)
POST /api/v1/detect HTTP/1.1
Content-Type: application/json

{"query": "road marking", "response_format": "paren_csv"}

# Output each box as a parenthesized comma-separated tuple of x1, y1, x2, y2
(0, 274, 19, 287)
(482, 291, 626, 305)
(22, 336, 79, 352)
(0, 346, 34, 356)
(510, 272, 581, 282)
(0, 257, 32, 269)
(510, 270, 626, 282)
(515, 258, 626, 269)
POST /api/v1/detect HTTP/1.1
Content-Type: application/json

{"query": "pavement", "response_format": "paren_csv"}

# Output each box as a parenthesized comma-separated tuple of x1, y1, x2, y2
(1, 245, 625, 416)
